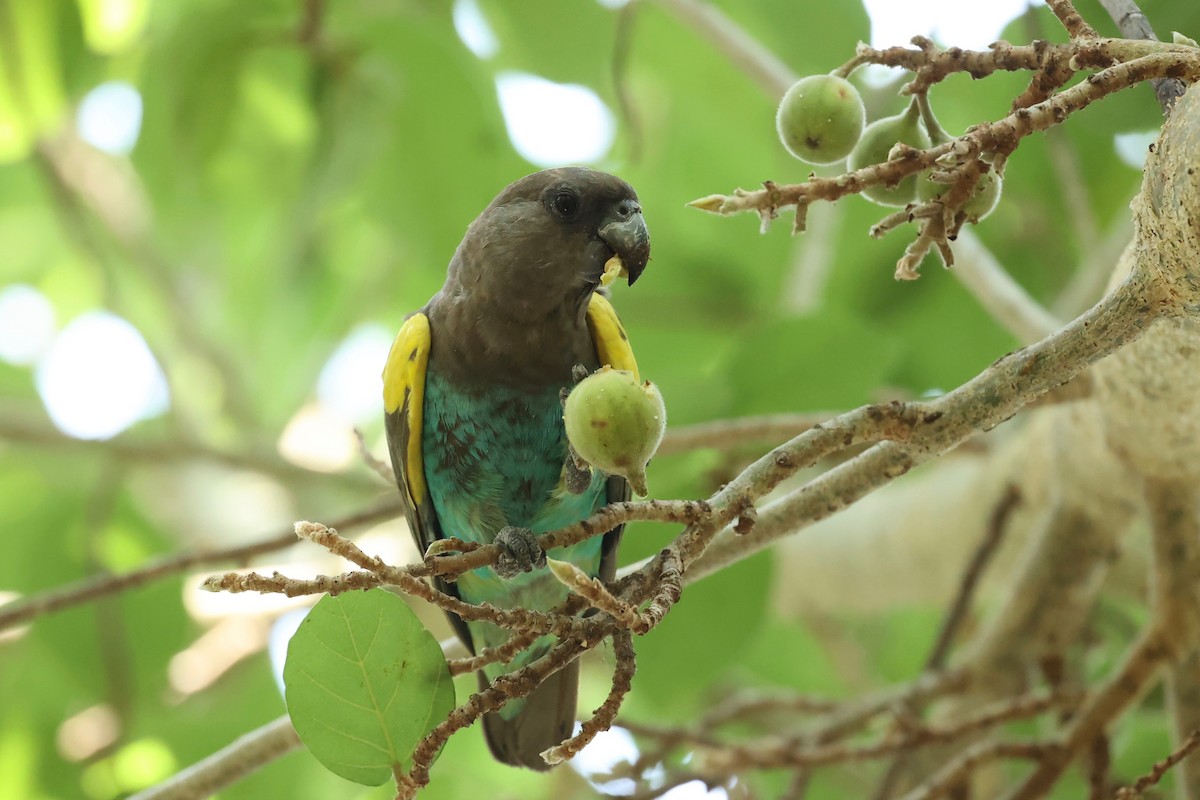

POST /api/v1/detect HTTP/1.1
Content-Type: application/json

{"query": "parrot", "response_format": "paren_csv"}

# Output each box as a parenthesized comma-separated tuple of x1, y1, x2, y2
(382, 167, 650, 770)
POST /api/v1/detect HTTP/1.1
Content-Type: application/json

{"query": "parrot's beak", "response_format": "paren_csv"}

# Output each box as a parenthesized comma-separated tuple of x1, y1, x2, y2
(598, 201, 650, 286)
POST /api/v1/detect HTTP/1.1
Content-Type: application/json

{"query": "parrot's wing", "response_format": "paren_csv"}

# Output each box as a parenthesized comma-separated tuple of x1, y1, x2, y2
(383, 315, 475, 649)
(586, 292, 638, 582)
(383, 312, 441, 553)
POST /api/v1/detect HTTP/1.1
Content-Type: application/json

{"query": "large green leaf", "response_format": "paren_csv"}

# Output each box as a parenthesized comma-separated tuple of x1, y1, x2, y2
(283, 590, 455, 786)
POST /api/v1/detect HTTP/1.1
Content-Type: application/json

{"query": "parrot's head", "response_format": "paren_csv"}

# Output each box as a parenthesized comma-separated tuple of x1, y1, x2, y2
(450, 168, 650, 319)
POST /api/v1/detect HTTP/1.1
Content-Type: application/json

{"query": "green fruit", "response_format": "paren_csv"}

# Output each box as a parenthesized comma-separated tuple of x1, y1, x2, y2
(847, 98, 931, 207)
(776, 74, 865, 165)
(916, 169, 1003, 222)
(563, 366, 666, 496)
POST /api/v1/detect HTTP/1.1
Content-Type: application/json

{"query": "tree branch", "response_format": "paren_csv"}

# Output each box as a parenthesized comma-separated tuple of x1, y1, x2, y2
(688, 265, 1161, 581)
(128, 715, 300, 800)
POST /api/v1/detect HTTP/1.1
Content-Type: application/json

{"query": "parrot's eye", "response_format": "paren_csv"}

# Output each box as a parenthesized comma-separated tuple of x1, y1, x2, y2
(550, 189, 580, 220)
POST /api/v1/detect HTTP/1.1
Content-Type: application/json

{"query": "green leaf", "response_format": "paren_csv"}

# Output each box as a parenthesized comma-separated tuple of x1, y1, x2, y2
(283, 589, 455, 787)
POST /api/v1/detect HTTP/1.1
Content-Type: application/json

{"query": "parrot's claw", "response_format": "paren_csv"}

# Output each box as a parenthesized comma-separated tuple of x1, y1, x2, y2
(494, 526, 546, 579)
(564, 443, 593, 495)
(560, 365, 592, 411)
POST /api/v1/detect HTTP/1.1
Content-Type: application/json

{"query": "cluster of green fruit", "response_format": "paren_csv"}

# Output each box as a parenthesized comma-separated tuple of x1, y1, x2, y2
(776, 74, 1001, 220)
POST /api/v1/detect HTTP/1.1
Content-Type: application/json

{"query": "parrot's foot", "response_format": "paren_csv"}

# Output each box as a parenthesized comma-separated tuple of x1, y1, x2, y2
(563, 443, 593, 495)
(493, 526, 546, 578)
(561, 364, 597, 496)
(558, 364, 592, 409)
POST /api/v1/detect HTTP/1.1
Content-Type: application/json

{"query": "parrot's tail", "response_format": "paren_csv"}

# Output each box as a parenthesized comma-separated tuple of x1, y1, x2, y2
(480, 659, 579, 771)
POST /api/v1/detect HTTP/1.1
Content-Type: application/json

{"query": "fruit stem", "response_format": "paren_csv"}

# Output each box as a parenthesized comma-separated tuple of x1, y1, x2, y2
(915, 91, 949, 145)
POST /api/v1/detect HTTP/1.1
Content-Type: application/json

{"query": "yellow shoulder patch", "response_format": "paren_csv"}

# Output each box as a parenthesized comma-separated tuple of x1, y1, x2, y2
(586, 293, 638, 380)
(382, 313, 430, 503)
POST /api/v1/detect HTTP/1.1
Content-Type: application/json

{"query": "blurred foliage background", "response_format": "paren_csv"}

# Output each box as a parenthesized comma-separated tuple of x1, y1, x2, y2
(2, 0, 1199, 798)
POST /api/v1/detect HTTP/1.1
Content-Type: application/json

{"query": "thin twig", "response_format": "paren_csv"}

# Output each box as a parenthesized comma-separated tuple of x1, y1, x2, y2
(35, 139, 260, 428)
(950, 230, 1062, 344)
(1006, 626, 1172, 799)
(0, 410, 378, 491)
(425, 499, 711, 582)
(0, 501, 403, 632)
(543, 630, 637, 764)
(897, 741, 1049, 800)
(1086, 735, 1112, 800)
(781, 769, 812, 800)
(658, 412, 840, 456)
(445, 629, 541, 676)
(650, 0, 796, 98)
(693, 49, 1200, 226)
(354, 427, 394, 483)
(1116, 728, 1200, 798)
(619, 676, 969, 796)
(699, 689, 1069, 771)
(398, 636, 597, 796)
(700, 691, 842, 728)
(926, 485, 1022, 671)
(547, 558, 645, 631)
(1044, 127, 1101, 260)
(1096, 0, 1188, 112)
(204, 563, 594, 641)
(872, 486, 1022, 800)
(612, 0, 645, 163)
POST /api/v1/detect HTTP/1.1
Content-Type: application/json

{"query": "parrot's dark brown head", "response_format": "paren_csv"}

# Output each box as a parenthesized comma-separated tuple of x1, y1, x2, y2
(446, 168, 650, 321)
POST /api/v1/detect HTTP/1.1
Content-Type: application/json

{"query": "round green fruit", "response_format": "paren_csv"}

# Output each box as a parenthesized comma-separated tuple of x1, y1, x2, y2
(916, 169, 1003, 222)
(563, 367, 666, 496)
(776, 74, 866, 165)
(847, 98, 932, 207)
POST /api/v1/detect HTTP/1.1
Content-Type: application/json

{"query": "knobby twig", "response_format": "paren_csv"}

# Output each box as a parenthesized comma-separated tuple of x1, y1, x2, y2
(542, 629, 637, 764)
(397, 637, 593, 797)
(1116, 728, 1200, 798)
(1046, 0, 1099, 39)
(444, 628, 543, 677)
(694, 39, 1200, 279)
